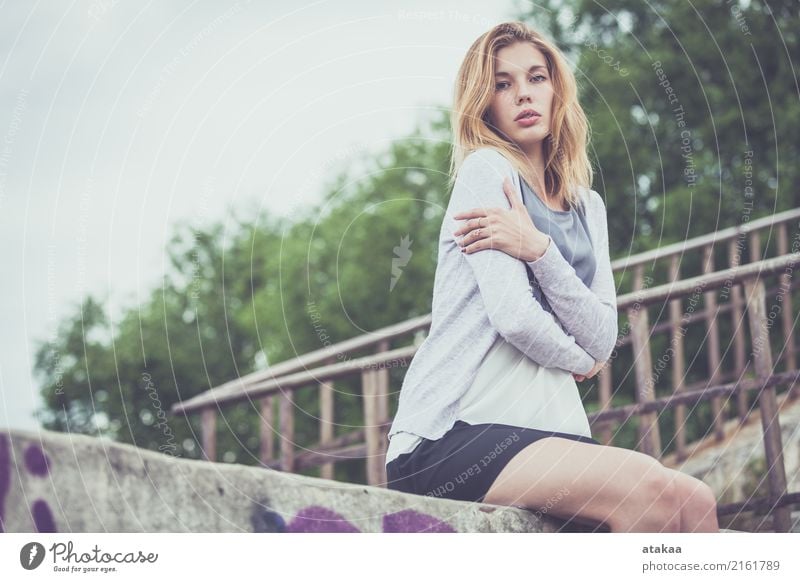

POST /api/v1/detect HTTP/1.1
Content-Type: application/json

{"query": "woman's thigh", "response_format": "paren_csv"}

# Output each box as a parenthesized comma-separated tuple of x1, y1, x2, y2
(482, 436, 671, 527)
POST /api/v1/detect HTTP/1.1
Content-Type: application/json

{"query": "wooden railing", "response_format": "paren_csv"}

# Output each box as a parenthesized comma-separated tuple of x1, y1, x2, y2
(171, 207, 800, 531)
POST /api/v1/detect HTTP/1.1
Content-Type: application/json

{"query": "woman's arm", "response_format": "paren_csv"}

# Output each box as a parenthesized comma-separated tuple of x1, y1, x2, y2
(447, 148, 596, 376)
(524, 191, 618, 362)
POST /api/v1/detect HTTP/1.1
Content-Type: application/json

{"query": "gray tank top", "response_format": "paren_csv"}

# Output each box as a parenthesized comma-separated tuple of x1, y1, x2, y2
(519, 175, 597, 315)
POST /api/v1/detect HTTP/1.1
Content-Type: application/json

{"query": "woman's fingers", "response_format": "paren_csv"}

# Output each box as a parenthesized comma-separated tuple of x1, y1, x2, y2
(584, 360, 607, 379)
(453, 215, 485, 237)
(454, 178, 533, 258)
(455, 211, 495, 244)
(453, 208, 487, 220)
(460, 228, 494, 253)
(462, 239, 497, 254)
(459, 223, 491, 244)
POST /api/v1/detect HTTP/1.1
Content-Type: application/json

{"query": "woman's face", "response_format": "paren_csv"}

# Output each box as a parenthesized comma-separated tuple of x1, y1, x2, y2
(486, 42, 554, 154)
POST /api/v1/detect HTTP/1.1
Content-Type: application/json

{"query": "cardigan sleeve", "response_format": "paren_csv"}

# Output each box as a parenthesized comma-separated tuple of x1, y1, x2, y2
(524, 189, 618, 362)
(445, 148, 596, 375)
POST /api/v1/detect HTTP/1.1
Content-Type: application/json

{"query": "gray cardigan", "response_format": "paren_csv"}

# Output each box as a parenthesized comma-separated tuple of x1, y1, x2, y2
(387, 147, 618, 443)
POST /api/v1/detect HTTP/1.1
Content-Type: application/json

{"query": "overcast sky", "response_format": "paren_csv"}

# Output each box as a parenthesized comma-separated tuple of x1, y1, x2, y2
(0, 0, 532, 431)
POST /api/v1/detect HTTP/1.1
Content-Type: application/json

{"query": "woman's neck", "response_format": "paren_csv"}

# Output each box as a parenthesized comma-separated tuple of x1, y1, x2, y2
(520, 144, 547, 196)
(520, 161, 568, 212)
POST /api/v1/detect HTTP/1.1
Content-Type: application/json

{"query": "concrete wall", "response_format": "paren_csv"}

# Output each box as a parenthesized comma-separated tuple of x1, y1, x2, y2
(0, 428, 605, 533)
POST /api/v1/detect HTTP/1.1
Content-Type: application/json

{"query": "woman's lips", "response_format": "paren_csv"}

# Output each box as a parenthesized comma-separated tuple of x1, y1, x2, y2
(516, 114, 541, 127)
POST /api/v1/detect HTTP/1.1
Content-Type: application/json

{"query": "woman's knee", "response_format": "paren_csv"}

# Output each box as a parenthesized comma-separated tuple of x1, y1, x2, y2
(611, 468, 681, 532)
(680, 479, 718, 525)
(696, 481, 718, 511)
(643, 470, 683, 531)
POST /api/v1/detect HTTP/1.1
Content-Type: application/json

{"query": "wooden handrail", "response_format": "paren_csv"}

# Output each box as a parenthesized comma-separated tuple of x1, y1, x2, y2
(587, 369, 800, 425)
(609, 207, 800, 270)
(172, 345, 418, 415)
(176, 211, 800, 416)
(174, 209, 799, 417)
(170, 316, 428, 414)
(172, 253, 800, 414)
(615, 252, 800, 309)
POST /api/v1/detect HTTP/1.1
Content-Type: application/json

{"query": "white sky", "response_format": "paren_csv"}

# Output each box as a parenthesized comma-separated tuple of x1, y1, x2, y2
(0, 0, 530, 430)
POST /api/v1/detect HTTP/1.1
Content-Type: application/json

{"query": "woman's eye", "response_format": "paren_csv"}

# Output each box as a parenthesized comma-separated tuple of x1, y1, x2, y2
(495, 76, 545, 90)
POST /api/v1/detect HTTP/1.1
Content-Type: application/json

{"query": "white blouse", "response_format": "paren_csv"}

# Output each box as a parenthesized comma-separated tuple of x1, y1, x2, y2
(385, 332, 593, 464)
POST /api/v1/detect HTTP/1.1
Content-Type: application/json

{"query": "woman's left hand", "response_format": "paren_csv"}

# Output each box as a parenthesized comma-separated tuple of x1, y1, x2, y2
(573, 360, 607, 382)
(453, 177, 550, 262)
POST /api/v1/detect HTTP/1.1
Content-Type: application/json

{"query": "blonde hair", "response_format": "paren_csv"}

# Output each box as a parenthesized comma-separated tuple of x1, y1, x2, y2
(449, 21, 592, 209)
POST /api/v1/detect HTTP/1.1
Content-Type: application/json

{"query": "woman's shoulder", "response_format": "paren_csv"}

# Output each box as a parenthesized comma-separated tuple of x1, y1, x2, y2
(459, 150, 607, 216)
(451, 148, 517, 196)
(575, 185, 606, 215)
(461, 147, 515, 173)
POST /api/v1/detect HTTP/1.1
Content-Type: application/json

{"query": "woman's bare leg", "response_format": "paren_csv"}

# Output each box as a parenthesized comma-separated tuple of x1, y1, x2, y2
(482, 437, 682, 532)
(667, 468, 720, 532)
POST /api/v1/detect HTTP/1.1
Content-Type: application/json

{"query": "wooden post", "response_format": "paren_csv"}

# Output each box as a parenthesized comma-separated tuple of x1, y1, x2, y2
(744, 277, 791, 532)
(669, 256, 688, 461)
(375, 340, 391, 480)
(319, 360, 335, 480)
(749, 229, 762, 264)
(201, 408, 216, 462)
(376, 340, 390, 424)
(628, 265, 661, 458)
(776, 223, 798, 399)
(279, 390, 295, 472)
(703, 244, 726, 441)
(597, 363, 613, 445)
(259, 395, 275, 466)
(728, 237, 749, 423)
(362, 367, 383, 487)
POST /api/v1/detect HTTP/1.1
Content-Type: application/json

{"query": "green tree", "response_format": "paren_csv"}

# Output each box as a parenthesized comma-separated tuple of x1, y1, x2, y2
(34, 1, 798, 478)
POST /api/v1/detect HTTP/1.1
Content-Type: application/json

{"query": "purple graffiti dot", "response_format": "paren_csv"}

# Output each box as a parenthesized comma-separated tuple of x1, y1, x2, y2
(287, 506, 360, 533)
(24, 445, 50, 477)
(32, 500, 57, 533)
(382, 509, 456, 533)
(0, 434, 9, 533)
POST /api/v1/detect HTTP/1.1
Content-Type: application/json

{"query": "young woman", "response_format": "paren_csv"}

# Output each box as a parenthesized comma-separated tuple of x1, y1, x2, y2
(385, 21, 719, 533)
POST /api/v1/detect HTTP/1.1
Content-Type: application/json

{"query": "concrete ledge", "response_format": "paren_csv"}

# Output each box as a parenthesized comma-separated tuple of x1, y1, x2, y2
(0, 428, 615, 533)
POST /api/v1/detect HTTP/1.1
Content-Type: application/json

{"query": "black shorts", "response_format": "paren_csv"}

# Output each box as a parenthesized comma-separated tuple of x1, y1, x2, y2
(386, 420, 601, 504)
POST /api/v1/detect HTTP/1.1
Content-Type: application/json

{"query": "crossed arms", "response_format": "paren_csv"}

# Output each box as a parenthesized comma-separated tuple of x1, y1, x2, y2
(446, 148, 618, 375)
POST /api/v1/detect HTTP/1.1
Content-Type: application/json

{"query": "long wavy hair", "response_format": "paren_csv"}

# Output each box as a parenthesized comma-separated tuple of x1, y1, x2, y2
(449, 21, 592, 209)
